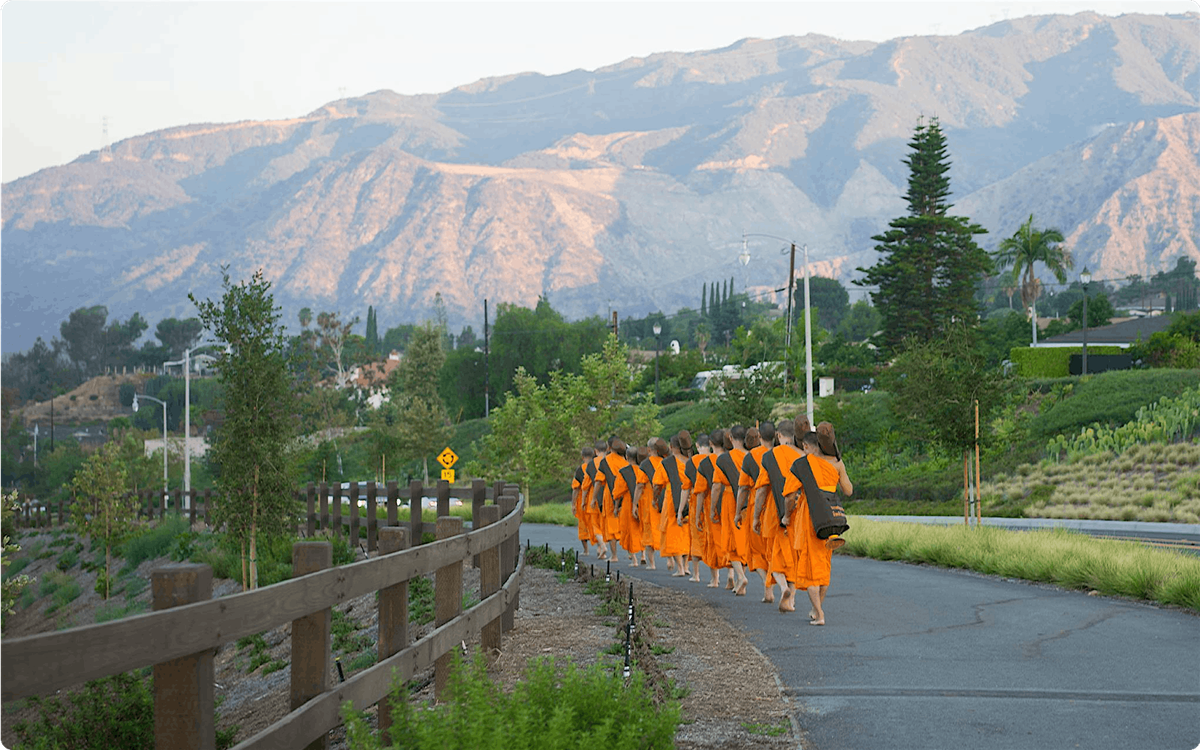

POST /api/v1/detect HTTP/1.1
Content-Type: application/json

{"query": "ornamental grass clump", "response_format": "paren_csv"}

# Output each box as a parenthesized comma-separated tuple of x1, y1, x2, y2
(842, 518, 1200, 611)
(342, 651, 680, 750)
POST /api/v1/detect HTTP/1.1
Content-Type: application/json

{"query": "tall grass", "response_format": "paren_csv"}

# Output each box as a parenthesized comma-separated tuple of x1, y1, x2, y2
(842, 517, 1200, 611)
(522, 502, 577, 526)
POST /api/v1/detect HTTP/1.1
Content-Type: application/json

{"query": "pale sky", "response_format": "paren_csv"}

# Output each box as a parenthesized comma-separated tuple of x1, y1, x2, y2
(2, 0, 1196, 183)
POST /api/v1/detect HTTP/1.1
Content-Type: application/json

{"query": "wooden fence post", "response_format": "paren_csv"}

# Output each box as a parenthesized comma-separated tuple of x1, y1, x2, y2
(349, 482, 361, 546)
(173, 489, 183, 517)
(152, 563, 215, 750)
(386, 481, 398, 528)
(434, 516, 464, 700)
(332, 485, 342, 543)
(377, 526, 410, 734)
(471, 479, 486, 568)
(202, 489, 212, 528)
(477, 505, 502, 661)
(366, 482, 378, 552)
(291, 542, 332, 750)
(436, 479, 450, 519)
(408, 480, 424, 545)
(306, 483, 316, 537)
(318, 482, 329, 533)
(498, 493, 516, 633)
(188, 490, 197, 527)
(492, 480, 504, 505)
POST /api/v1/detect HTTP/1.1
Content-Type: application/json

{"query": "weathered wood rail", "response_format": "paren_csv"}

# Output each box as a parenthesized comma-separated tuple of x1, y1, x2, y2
(2, 484, 526, 750)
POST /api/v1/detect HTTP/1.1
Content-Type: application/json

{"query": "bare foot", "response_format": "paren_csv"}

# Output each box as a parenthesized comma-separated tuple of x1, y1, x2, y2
(762, 593, 775, 604)
(671, 571, 687, 577)
(809, 619, 825, 626)
(734, 580, 747, 596)
(725, 578, 735, 590)
(825, 535, 846, 551)
(690, 575, 702, 582)
(707, 581, 719, 588)
(809, 609, 818, 620)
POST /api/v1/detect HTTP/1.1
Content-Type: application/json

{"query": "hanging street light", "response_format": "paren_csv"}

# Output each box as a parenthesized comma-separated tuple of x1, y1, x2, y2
(1080, 267, 1092, 375)
(653, 322, 663, 405)
(132, 393, 169, 503)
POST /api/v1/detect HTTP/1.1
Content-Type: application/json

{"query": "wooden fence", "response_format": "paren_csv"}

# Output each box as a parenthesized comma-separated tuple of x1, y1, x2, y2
(15, 478, 511, 555)
(2, 483, 526, 750)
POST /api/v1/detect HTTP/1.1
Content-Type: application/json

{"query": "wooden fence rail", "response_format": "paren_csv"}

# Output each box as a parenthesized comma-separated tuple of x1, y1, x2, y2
(2, 493, 526, 750)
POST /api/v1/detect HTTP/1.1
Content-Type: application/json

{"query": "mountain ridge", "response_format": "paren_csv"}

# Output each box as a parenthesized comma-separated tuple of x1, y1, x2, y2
(3, 11, 1198, 352)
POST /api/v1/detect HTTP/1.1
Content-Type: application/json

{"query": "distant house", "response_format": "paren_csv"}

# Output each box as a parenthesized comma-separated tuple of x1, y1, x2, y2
(339, 351, 403, 409)
(1037, 315, 1174, 348)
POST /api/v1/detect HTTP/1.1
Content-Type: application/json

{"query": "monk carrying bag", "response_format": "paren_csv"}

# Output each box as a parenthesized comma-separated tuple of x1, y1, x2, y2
(791, 456, 849, 541)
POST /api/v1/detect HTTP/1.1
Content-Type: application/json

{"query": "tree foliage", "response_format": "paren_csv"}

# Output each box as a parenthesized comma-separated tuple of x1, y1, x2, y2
(993, 214, 1071, 312)
(796, 277, 851, 333)
(856, 118, 992, 353)
(192, 269, 297, 590)
(471, 335, 659, 488)
(70, 440, 140, 599)
(373, 324, 454, 482)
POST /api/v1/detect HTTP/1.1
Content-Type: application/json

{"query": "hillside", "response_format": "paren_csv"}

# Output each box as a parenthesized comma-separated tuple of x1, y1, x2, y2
(3, 11, 1199, 351)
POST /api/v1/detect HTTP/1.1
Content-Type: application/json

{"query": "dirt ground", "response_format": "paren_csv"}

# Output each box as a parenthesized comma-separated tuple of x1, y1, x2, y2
(2, 530, 799, 749)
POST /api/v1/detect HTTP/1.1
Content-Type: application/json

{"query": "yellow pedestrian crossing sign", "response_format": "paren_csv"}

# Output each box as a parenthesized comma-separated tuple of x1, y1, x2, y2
(437, 447, 459, 469)
(441, 468, 456, 483)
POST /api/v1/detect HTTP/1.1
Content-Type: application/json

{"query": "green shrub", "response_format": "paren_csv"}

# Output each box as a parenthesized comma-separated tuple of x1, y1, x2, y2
(56, 548, 79, 571)
(341, 652, 680, 750)
(121, 516, 190, 569)
(11, 670, 238, 750)
(5, 556, 32, 579)
(1032, 369, 1200, 440)
(410, 576, 434, 625)
(95, 600, 147, 623)
(346, 651, 375, 672)
(1009, 346, 1125, 378)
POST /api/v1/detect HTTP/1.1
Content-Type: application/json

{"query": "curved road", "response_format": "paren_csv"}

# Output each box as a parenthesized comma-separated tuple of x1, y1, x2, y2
(520, 522, 1200, 750)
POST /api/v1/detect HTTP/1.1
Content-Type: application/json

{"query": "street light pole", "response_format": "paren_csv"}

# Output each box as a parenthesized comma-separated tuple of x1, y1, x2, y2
(653, 322, 662, 405)
(1080, 267, 1092, 375)
(132, 393, 169, 501)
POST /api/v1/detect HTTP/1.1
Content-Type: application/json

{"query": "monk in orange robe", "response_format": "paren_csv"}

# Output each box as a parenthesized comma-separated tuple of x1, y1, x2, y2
(691, 433, 716, 585)
(595, 436, 637, 563)
(584, 441, 608, 558)
(702, 428, 728, 589)
(655, 433, 693, 576)
(753, 419, 802, 614)
(787, 430, 847, 626)
(573, 446, 597, 555)
(632, 445, 658, 569)
(712, 428, 749, 595)
(737, 423, 776, 603)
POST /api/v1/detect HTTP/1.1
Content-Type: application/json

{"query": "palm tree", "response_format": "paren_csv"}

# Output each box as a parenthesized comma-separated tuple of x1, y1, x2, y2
(994, 214, 1071, 344)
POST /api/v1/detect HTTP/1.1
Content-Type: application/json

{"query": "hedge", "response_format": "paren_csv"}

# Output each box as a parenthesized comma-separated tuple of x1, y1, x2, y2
(1008, 346, 1125, 378)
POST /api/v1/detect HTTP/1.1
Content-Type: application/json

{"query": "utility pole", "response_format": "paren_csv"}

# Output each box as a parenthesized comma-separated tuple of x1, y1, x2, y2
(611, 311, 619, 339)
(484, 299, 490, 418)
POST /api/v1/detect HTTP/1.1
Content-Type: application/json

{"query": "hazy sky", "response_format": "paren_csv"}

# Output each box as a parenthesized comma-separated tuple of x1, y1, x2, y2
(2, 0, 1196, 183)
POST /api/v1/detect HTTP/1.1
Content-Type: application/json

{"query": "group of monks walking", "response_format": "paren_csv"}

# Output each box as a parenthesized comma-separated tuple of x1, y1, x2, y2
(571, 417, 853, 625)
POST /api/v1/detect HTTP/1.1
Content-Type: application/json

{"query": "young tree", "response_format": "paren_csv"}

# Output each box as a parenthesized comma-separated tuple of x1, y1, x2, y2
(374, 324, 453, 483)
(70, 441, 140, 599)
(796, 277, 851, 332)
(856, 117, 992, 353)
(2, 492, 33, 627)
(884, 323, 1008, 502)
(154, 317, 204, 360)
(993, 214, 1071, 343)
(192, 269, 297, 590)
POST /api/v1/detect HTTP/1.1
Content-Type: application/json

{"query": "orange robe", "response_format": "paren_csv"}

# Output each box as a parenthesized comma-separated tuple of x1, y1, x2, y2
(755, 444, 804, 585)
(741, 446, 771, 573)
(602, 452, 643, 555)
(636, 458, 660, 550)
(572, 463, 591, 541)
(690, 454, 711, 561)
(789, 454, 840, 589)
(713, 448, 746, 564)
(586, 455, 606, 542)
(656, 455, 692, 557)
(594, 452, 628, 543)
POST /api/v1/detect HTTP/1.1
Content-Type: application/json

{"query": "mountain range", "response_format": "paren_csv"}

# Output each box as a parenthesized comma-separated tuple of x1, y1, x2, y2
(3, 10, 1198, 353)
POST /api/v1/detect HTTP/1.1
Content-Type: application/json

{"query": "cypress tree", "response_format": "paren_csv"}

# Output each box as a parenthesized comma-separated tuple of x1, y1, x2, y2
(855, 117, 992, 353)
(365, 306, 378, 356)
(701, 283, 708, 317)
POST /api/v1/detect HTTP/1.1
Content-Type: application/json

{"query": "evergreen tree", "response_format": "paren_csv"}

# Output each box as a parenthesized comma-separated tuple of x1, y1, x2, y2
(365, 306, 378, 357)
(373, 324, 453, 484)
(856, 118, 992, 353)
(701, 283, 708, 318)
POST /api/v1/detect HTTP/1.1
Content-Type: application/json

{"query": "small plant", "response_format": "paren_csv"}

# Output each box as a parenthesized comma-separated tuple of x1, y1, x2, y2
(409, 576, 434, 625)
(743, 720, 790, 737)
(650, 644, 675, 655)
(347, 651, 376, 672)
(95, 599, 148, 623)
(262, 658, 289, 675)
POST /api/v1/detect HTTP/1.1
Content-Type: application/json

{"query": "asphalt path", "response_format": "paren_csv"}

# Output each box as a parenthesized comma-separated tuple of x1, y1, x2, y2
(519, 522, 1200, 750)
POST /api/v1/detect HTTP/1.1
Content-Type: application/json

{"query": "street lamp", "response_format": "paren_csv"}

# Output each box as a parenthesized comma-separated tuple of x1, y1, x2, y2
(164, 343, 222, 509)
(653, 322, 662, 405)
(742, 233, 814, 428)
(1080, 267, 1092, 375)
(132, 393, 169, 502)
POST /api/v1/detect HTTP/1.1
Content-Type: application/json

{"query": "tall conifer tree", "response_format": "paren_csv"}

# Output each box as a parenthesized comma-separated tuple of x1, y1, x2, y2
(856, 118, 992, 353)
(365, 306, 378, 356)
(701, 283, 708, 317)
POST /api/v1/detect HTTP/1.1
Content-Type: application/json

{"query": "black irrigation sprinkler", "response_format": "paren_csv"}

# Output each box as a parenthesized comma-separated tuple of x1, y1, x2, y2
(335, 657, 346, 683)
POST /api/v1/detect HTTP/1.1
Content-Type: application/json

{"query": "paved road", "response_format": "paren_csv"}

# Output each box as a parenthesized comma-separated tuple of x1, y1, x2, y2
(520, 522, 1200, 750)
